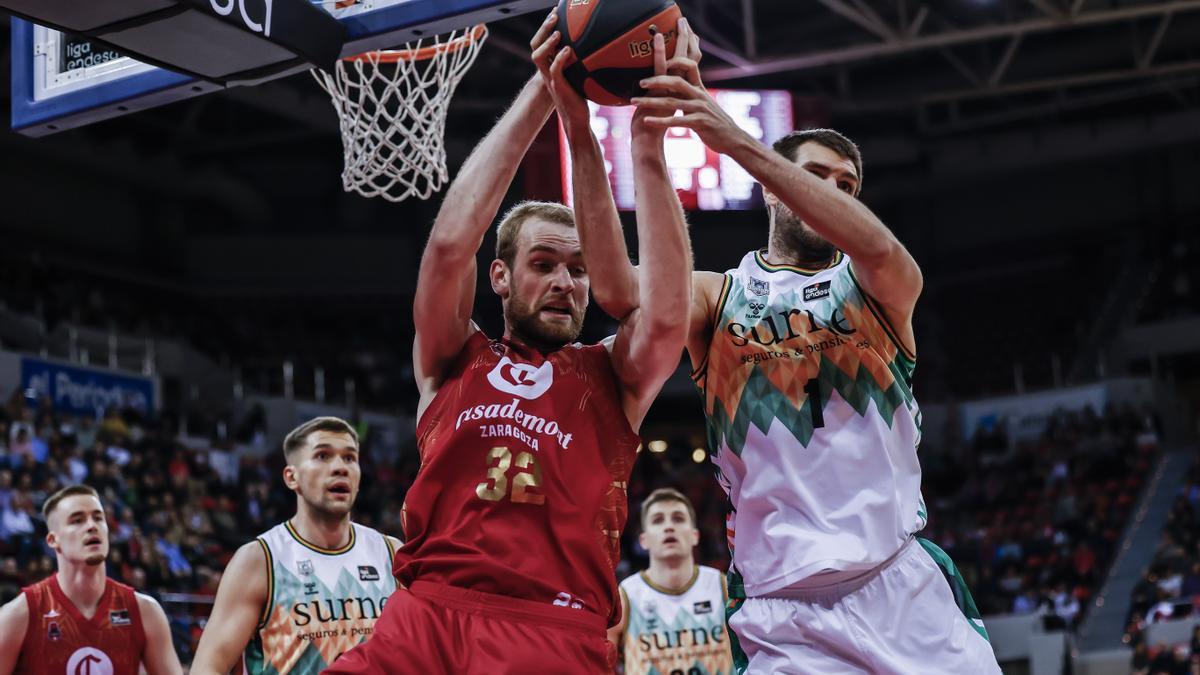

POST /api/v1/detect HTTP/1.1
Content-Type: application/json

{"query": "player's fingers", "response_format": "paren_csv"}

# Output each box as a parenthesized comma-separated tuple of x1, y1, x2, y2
(674, 18, 692, 62)
(632, 97, 703, 114)
(690, 28, 703, 63)
(641, 113, 700, 128)
(653, 34, 667, 78)
(532, 31, 561, 67)
(638, 75, 696, 97)
(530, 10, 558, 51)
(549, 46, 574, 80)
(665, 57, 700, 85)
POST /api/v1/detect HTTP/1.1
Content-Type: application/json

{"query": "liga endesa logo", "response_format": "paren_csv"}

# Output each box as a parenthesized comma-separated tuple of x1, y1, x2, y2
(486, 357, 553, 400)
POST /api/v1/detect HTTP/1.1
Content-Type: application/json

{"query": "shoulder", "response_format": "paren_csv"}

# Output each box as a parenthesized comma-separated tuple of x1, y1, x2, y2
(0, 591, 29, 627)
(226, 539, 270, 576)
(134, 592, 168, 621)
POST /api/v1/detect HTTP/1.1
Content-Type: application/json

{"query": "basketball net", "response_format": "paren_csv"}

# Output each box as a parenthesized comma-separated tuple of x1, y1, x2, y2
(312, 25, 488, 202)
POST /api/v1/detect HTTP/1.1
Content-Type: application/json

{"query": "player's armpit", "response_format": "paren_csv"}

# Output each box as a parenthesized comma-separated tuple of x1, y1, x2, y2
(0, 594, 30, 675)
(136, 594, 183, 675)
(191, 541, 270, 675)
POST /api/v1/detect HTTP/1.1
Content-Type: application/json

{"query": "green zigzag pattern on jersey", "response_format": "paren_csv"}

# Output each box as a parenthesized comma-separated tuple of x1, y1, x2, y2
(706, 355, 915, 457)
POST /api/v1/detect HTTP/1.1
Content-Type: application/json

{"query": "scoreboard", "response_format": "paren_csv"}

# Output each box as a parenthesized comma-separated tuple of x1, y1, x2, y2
(561, 90, 796, 211)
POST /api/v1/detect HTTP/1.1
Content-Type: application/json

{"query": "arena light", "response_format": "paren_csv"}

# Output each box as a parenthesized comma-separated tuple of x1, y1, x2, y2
(648, 440, 668, 453)
(692, 448, 707, 463)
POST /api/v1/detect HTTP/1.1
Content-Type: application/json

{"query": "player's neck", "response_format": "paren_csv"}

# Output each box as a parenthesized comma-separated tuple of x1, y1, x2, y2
(56, 561, 107, 618)
(764, 242, 836, 270)
(290, 510, 353, 551)
(645, 557, 697, 594)
(503, 326, 563, 355)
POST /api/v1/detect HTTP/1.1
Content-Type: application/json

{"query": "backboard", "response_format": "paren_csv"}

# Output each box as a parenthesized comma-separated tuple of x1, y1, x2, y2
(11, 0, 554, 136)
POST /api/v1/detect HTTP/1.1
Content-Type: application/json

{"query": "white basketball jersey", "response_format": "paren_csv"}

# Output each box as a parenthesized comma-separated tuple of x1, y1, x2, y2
(694, 250, 925, 598)
(621, 565, 732, 675)
(243, 521, 398, 674)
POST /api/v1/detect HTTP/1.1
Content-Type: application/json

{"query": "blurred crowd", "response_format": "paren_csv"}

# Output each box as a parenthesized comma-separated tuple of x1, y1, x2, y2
(922, 404, 1161, 631)
(0, 383, 1168, 663)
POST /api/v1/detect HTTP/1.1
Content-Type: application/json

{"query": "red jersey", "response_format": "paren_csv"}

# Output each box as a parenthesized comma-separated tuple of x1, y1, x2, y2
(17, 575, 146, 675)
(398, 332, 640, 625)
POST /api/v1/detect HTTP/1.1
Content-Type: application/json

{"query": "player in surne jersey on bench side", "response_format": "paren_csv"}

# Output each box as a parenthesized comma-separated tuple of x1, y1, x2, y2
(583, 31, 1003, 675)
(610, 488, 733, 675)
(192, 417, 400, 675)
(323, 11, 691, 674)
(0, 485, 182, 675)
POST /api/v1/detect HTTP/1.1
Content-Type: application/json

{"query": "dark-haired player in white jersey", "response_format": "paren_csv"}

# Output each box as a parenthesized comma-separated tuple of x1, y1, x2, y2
(192, 417, 399, 675)
(610, 488, 732, 675)
(582, 30, 1003, 675)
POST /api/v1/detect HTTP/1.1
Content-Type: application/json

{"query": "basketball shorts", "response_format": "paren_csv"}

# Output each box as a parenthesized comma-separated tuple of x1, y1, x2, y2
(726, 538, 1002, 675)
(323, 581, 614, 675)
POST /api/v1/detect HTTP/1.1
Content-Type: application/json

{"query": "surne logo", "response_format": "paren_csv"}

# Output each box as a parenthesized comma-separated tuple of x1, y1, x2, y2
(487, 358, 553, 400)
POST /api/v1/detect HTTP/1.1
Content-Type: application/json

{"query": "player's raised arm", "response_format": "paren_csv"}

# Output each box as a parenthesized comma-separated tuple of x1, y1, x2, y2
(136, 593, 184, 675)
(554, 31, 691, 430)
(413, 12, 558, 401)
(191, 541, 270, 675)
(634, 53, 922, 328)
(0, 595, 29, 675)
(533, 31, 638, 321)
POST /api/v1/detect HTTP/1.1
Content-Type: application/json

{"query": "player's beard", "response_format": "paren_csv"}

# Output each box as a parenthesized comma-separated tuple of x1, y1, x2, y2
(505, 292, 583, 351)
(771, 202, 836, 264)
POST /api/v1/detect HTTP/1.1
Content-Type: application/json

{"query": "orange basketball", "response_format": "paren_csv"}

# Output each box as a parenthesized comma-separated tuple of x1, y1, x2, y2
(556, 0, 683, 106)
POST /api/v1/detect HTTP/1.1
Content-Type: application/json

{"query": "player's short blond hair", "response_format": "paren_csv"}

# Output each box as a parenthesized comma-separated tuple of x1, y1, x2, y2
(42, 484, 101, 523)
(640, 487, 698, 530)
(495, 201, 575, 268)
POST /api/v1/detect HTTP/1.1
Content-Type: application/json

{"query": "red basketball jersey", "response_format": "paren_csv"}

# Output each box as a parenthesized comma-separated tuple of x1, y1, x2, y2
(397, 331, 640, 625)
(17, 574, 146, 675)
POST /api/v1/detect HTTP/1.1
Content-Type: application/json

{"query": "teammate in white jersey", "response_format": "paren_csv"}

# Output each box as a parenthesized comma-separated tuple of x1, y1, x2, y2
(610, 488, 733, 675)
(192, 417, 401, 675)
(580, 34, 1002, 674)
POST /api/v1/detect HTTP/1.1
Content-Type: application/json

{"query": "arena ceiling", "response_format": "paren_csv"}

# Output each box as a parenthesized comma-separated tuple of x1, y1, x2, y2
(0, 0, 1197, 235)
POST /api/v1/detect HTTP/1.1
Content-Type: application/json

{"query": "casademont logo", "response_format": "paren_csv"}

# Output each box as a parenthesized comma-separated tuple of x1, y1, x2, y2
(486, 357, 553, 400)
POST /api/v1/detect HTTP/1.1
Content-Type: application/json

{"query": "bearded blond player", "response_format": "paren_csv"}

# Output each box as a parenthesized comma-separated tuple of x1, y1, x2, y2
(576, 34, 1003, 675)
(192, 417, 400, 675)
(610, 488, 732, 675)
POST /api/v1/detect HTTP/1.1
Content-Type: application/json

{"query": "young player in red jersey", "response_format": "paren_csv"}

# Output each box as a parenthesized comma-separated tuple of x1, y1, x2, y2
(0, 485, 182, 675)
(324, 11, 692, 675)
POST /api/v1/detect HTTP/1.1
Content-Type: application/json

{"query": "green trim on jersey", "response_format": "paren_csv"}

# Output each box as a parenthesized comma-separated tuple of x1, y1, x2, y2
(705, 356, 916, 457)
(725, 594, 750, 675)
(284, 520, 356, 555)
(845, 264, 917, 362)
(753, 249, 844, 276)
(257, 538, 274, 629)
(917, 538, 990, 642)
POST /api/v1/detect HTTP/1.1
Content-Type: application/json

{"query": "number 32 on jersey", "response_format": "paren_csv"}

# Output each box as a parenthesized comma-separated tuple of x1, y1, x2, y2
(475, 446, 545, 505)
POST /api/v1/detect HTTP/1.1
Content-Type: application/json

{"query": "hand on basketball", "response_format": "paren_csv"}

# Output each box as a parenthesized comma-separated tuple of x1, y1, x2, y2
(631, 17, 736, 151)
(531, 12, 591, 143)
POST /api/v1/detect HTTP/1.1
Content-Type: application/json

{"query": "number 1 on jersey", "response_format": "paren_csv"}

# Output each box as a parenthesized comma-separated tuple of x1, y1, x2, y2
(476, 446, 545, 505)
(804, 377, 825, 429)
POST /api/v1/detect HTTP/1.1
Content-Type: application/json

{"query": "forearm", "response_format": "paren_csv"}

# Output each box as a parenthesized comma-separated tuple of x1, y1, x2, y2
(728, 135, 900, 265)
(569, 134, 638, 319)
(428, 75, 554, 258)
(631, 137, 692, 325)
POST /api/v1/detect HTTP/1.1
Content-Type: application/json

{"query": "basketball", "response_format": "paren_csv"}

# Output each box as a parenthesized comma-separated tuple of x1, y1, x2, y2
(556, 0, 684, 106)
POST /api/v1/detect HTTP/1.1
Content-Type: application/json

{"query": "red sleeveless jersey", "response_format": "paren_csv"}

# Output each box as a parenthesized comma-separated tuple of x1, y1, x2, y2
(17, 574, 146, 675)
(397, 331, 640, 625)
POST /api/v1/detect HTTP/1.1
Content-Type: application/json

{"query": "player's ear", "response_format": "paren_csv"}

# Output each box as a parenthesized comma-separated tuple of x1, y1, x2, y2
(638, 530, 648, 551)
(282, 464, 299, 490)
(489, 259, 511, 299)
(45, 530, 57, 551)
(689, 526, 700, 547)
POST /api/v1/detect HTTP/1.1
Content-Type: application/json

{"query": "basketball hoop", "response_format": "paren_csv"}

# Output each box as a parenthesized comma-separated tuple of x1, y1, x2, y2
(313, 25, 488, 202)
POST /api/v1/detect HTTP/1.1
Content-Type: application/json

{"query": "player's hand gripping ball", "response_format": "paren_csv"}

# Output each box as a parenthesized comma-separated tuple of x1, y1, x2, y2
(555, 0, 683, 106)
